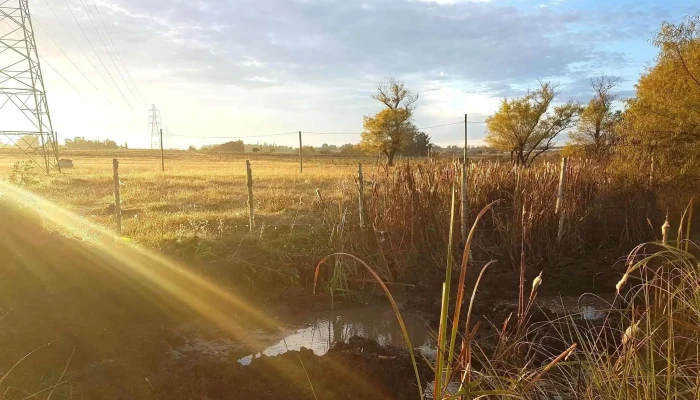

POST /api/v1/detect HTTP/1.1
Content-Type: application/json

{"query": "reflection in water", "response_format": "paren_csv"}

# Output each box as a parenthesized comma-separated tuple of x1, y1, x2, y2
(238, 305, 432, 365)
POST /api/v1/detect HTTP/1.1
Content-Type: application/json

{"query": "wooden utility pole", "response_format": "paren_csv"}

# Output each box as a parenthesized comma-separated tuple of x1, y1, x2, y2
(113, 159, 122, 235)
(461, 113, 468, 243)
(298, 131, 303, 173)
(556, 157, 569, 243)
(159, 128, 164, 172)
(246, 160, 255, 232)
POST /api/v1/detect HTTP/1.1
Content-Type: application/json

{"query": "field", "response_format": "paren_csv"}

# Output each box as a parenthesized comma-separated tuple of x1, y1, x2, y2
(1, 149, 698, 399)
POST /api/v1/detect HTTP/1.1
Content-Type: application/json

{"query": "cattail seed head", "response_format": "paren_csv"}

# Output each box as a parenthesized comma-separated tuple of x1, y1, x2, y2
(622, 321, 640, 347)
(662, 218, 670, 245)
(531, 271, 543, 294)
(616, 273, 629, 294)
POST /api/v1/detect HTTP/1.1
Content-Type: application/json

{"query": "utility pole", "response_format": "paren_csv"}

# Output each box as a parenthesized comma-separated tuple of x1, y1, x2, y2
(298, 131, 303, 173)
(159, 128, 164, 172)
(0, 0, 61, 173)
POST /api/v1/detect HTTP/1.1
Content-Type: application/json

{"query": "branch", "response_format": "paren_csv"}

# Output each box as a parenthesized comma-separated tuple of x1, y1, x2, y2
(674, 42, 700, 88)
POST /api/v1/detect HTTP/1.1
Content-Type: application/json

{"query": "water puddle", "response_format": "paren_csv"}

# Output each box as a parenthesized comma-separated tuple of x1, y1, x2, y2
(536, 295, 611, 321)
(238, 305, 433, 365)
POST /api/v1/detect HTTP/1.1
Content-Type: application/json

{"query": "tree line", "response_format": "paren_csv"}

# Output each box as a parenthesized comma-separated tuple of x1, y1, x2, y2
(357, 13, 699, 175)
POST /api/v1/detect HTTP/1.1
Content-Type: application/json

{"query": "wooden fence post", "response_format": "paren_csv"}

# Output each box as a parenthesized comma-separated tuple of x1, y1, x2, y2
(160, 128, 165, 172)
(461, 162, 468, 244)
(556, 157, 568, 243)
(649, 151, 655, 188)
(462, 113, 469, 244)
(113, 158, 122, 235)
(298, 131, 303, 173)
(358, 163, 365, 228)
(246, 160, 255, 232)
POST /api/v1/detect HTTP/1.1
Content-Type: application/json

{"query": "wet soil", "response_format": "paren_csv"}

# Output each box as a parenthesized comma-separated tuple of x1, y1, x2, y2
(0, 199, 629, 400)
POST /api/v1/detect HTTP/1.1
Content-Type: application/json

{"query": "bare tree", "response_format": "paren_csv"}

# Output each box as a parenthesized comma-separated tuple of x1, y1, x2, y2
(570, 76, 622, 155)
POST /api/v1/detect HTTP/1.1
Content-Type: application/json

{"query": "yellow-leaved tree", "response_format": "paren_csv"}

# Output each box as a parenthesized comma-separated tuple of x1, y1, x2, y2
(485, 81, 581, 166)
(619, 13, 700, 184)
(360, 79, 418, 166)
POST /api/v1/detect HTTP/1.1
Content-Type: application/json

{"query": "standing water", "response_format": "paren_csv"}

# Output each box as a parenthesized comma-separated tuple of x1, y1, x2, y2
(237, 304, 433, 365)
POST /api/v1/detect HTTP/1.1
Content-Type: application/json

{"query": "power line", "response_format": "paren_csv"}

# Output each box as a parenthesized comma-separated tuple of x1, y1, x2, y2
(60, 0, 133, 108)
(302, 120, 487, 136)
(86, 0, 144, 104)
(32, 17, 113, 105)
(39, 56, 82, 94)
(418, 121, 463, 130)
(40, 0, 113, 94)
(77, 0, 135, 102)
(167, 132, 299, 140)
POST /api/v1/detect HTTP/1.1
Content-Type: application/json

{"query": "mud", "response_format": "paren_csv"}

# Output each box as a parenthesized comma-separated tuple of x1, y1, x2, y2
(0, 198, 626, 400)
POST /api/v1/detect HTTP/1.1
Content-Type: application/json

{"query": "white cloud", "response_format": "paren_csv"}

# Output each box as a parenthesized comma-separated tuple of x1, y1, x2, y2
(5, 0, 685, 148)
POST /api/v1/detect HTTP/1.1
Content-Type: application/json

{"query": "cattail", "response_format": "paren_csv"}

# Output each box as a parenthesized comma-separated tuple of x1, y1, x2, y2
(616, 273, 629, 294)
(531, 271, 543, 294)
(661, 218, 671, 245)
(622, 321, 640, 347)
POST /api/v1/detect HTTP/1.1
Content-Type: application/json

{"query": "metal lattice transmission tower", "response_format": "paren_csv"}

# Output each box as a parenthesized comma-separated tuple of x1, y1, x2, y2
(148, 104, 161, 149)
(0, 0, 60, 173)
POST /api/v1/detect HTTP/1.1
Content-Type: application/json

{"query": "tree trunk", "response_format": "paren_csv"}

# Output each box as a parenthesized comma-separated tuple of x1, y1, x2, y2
(386, 150, 396, 166)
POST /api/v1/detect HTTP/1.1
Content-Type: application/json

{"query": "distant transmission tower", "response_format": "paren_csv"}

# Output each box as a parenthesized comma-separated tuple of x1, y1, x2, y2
(0, 0, 60, 173)
(148, 104, 161, 149)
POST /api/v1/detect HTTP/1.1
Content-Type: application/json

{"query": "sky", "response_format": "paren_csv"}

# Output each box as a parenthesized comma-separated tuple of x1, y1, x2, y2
(1, 0, 697, 149)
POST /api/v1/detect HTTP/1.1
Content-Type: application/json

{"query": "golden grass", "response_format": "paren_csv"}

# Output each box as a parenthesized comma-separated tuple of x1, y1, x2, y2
(0, 150, 363, 246)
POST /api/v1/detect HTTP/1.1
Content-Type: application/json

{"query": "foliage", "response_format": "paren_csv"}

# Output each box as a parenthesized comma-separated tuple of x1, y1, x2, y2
(7, 161, 38, 187)
(618, 13, 700, 185)
(209, 140, 245, 152)
(302, 145, 316, 155)
(360, 79, 419, 166)
(402, 131, 432, 157)
(339, 143, 364, 157)
(486, 81, 581, 166)
(318, 143, 338, 155)
(64, 137, 119, 149)
(14, 135, 39, 151)
(569, 76, 623, 157)
(556, 239, 700, 399)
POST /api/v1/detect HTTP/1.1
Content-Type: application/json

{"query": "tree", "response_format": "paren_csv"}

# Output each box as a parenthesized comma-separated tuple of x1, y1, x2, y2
(618, 13, 700, 183)
(15, 135, 39, 151)
(360, 79, 419, 166)
(212, 140, 245, 152)
(622, 14, 700, 146)
(339, 143, 363, 156)
(569, 76, 622, 157)
(402, 131, 432, 156)
(319, 143, 338, 155)
(302, 145, 316, 155)
(485, 81, 581, 166)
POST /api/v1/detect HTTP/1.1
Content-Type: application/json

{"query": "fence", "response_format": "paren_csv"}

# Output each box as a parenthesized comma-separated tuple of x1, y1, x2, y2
(103, 156, 658, 279)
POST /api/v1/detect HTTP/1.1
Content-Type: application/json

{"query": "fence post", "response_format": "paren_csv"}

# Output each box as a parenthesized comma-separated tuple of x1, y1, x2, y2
(298, 131, 303, 173)
(358, 163, 365, 228)
(246, 160, 255, 232)
(112, 158, 121, 235)
(556, 157, 568, 243)
(649, 151, 655, 188)
(160, 128, 164, 172)
(461, 162, 468, 243)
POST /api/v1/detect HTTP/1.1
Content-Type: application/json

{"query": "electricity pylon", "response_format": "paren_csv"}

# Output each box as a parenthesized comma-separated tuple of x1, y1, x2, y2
(148, 104, 161, 149)
(0, 0, 60, 173)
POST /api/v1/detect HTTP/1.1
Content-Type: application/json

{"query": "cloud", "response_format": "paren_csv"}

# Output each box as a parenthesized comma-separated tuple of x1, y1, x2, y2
(33, 0, 663, 94)
(23, 0, 693, 147)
